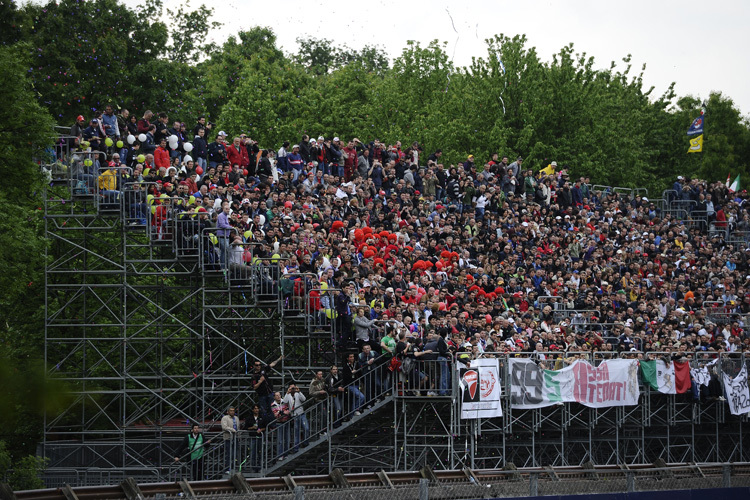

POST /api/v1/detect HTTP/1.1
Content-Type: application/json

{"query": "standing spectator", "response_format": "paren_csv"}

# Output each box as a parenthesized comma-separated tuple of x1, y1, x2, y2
(207, 131, 228, 168)
(154, 138, 170, 169)
(354, 305, 378, 352)
(226, 136, 250, 171)
(342, 140, 357, 182)
(358, 344, 380, 405)
(308, 370, 328, 432)
(269, 391, 291, 461)
(282, 383, 308, 452)
(342, 353, 365, 416)
(288, 144, 304, 183)
(299, 134, 312, 164)
(250, 355, 284, 416)
(277, 141, 290, 173)
(101, 105, 119, 141)
(69, 115, 86, 149)
(193, 128, 208, 172)
(137, 110, 153, 134)
(326, 365, 345, 426)
(220, 407, 239, 473)
(244, 404, 266, 472)
(174, 424, 208, 480)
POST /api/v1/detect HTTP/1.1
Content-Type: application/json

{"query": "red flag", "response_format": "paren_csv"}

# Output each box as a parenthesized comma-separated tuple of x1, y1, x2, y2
(674, 361, 691, 394)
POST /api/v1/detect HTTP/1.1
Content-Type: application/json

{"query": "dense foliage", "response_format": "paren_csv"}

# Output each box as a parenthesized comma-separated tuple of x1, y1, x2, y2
(0, 0, 749, 467)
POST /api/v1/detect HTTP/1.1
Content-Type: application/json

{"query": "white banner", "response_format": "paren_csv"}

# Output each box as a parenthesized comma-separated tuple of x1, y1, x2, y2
(723, 363, 750, 416)
(509, 358, 640, 409)
(459, 358, 503, 419)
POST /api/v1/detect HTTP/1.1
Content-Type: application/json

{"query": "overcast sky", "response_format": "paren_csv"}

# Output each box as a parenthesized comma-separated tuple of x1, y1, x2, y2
(123, 0, 750, 116)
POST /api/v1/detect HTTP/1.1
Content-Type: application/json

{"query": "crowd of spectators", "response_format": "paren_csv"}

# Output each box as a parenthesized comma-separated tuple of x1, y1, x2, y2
(64, 107, 750, 368)
(63, 106, 750, 475)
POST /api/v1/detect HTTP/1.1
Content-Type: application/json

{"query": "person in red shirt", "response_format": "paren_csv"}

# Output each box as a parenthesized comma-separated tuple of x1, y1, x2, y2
(154, 138, 170, 169)
(226, 136, 250, 169)
(137, 110, 153, 135)
(342, 140, 357, 182)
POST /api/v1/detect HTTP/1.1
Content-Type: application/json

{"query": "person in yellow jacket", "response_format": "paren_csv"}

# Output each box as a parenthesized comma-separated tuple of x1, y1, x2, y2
(539, 160, 557, 178)
(98, 160, 120, 204)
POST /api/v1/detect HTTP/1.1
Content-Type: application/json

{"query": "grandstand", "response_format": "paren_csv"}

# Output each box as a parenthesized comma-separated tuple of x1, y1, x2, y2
(41, 125, 750, 488)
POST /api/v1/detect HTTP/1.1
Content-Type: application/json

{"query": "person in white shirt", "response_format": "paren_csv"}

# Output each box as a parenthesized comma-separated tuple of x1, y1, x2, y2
(220, 407, 239, 472)
(282, 383, 309, 451)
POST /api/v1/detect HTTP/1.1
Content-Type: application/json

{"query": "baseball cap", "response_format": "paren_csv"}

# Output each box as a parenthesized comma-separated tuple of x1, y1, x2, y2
(333, 137, 340, 142)
(217, 130, 227, 136)
(292, 144, 299, 149)
(77, 115, 85, 122)
(551, 161, 557, 166)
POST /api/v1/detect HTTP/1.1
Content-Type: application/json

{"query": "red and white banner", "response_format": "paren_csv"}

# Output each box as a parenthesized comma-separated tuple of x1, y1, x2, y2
(458, 358, 503, 419)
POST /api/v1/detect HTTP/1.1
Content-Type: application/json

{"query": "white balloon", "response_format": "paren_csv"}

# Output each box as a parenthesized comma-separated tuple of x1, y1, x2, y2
(183, 142, 193, 152)
(182, 155, 193, 164)
(169, 136, 178, 146)
(127, 134, 135, 145)
(138, 133, 147, 142)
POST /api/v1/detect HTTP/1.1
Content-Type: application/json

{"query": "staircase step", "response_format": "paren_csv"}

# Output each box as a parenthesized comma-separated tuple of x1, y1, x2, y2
(261, 395, 395, 475)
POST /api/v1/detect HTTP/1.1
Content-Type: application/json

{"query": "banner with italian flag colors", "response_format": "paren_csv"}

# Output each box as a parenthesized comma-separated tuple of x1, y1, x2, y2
(640, 359, 691, 394)
(508, 358, 640, 410)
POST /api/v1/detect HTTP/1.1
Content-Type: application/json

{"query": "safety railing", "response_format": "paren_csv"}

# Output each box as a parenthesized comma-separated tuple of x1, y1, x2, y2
(199, 227, 241, 274)
(398, 358, 453, 397)
(551, 309, 599, 322)
(279, 272, 319, 320)
(669, 199, 697, 213)
(249, 258, 282, 299)
(305, 287, 340, 340)
(685, 210, 709, 230)
(727, 230, 750, 245)
(65, 151, 102, 198)
(121, 181, 152, 228)
(173, 213, 203, 257)
(661, 189, 678, 203)
(661, 207, 690, 221)
(260, 366, 392, 470)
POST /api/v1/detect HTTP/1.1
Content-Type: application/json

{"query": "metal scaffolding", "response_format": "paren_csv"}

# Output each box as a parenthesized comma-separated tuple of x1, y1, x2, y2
(43, 156, 748, 487)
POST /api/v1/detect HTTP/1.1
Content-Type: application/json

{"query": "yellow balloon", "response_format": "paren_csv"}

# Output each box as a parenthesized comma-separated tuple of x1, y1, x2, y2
(271, 253, 281, 263)
(320, 282, 328, 291)
(137, 154, 146, 163)
(116, 140, 124, 148)
(244, 230, 252, 239)
(105, 137, 114, 147)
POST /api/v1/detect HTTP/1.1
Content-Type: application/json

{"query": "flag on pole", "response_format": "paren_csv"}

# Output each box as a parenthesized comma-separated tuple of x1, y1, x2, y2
(726, 173, 731, 189)
(687, 134, 703, 153)
(687, 111, 704, 136)
(729, 174, 741, 193)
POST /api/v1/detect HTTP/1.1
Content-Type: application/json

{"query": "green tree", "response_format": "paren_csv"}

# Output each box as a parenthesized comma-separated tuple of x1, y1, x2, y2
(0, 43, 62, 458)
(166, 1, 222, 63)
(198, 28, 286, 127)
